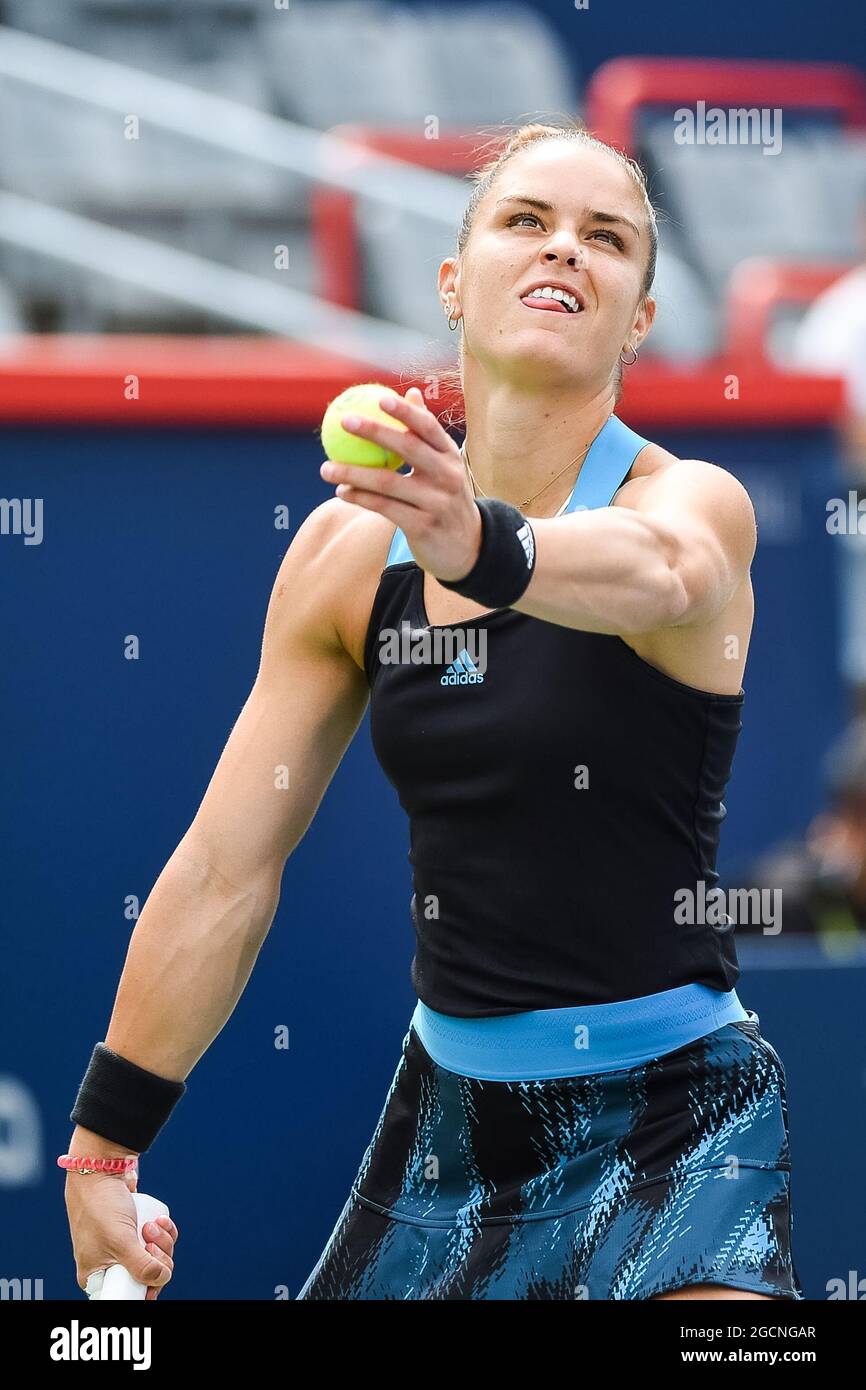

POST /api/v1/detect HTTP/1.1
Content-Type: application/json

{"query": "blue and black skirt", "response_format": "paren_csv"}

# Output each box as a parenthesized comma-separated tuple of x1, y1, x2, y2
(297, 986, 803, 1301)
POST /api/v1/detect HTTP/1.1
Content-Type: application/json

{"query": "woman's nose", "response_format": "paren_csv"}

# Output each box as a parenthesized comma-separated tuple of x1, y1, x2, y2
(542, 240, 585, 270)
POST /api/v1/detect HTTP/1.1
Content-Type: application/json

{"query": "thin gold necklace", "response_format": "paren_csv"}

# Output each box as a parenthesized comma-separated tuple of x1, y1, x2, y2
(460, 434, 596, 514)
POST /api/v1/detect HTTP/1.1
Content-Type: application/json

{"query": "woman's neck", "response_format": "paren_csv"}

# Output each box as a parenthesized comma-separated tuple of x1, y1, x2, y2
(460, 370, 616, 513)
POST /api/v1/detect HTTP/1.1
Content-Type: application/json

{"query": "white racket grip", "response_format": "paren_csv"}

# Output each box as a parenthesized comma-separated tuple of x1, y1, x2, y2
(85, 1192, 170, 1301)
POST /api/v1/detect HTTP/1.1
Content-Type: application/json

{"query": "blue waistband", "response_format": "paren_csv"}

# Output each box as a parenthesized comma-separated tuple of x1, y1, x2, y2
(410, 984, 749, 1081)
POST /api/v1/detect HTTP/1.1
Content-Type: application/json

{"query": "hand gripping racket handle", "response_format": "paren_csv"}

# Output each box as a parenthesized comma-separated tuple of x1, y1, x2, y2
(86, 1192, 170, 1300)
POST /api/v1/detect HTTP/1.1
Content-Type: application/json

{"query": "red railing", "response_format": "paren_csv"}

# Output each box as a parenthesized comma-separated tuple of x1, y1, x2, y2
(312, 126, 497, 309)
(724, 259, 852, 362)
(0, 335, 842, 428)
(586, 58, 866, 154)
(6, 61, 862, 431)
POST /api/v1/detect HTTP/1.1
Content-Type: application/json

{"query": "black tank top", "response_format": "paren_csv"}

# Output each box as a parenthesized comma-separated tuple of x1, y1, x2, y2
(362, 415, 743, 1017)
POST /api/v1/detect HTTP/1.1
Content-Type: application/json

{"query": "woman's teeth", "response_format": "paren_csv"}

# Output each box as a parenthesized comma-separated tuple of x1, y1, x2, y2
(521, 286, 581, 313)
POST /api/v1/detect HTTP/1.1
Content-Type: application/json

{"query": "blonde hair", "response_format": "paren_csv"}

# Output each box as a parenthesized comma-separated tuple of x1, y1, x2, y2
(432, 119, 658, 424)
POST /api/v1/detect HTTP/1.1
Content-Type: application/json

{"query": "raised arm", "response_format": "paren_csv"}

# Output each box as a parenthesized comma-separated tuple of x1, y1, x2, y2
(315, 390, 757, 641)
(512, 458, 758, 636)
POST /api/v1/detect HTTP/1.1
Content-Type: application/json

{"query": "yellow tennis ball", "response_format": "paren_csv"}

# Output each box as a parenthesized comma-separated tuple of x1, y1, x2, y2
(320, 382, 408, 469)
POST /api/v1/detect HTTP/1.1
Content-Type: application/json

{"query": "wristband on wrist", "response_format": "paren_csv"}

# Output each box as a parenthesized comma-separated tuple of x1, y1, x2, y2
(438, 497, 536, 610)
(69, 1042, 187, 1154)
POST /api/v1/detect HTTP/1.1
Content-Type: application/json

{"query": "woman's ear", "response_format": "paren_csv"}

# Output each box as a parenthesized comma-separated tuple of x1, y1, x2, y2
(632, 294, 656, 351)
(438, 257, 460, 316)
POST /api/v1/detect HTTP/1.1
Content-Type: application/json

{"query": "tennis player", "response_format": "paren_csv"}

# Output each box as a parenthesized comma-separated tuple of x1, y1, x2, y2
(65, 121, 802, 1301)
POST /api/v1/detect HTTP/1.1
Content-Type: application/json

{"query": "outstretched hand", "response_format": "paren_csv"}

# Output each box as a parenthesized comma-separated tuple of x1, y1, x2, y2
(320, 386, 482, 582)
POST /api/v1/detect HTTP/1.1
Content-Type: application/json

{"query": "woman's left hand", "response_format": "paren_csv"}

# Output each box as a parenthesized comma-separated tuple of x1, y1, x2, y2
(319, 386, 482, 582)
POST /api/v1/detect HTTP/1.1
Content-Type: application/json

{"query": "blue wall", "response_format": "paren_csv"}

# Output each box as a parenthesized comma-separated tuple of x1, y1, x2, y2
(1, 421, 859, 1300)
(399, 0, 866, 90)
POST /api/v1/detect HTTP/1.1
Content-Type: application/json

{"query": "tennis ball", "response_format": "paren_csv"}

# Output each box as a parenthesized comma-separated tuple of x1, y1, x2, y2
(320, 382, 409, 469)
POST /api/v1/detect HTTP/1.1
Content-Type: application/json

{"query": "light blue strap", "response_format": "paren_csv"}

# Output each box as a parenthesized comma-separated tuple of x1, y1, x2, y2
(562, 413, 650, 514)
(386, 524, 414, 567)
(411, 983, 749, 1081)
(384, 414, 649, 568)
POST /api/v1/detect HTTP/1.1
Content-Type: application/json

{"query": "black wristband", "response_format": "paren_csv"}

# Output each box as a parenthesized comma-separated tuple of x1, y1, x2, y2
(438, 497, 536, 609)
(70, 1043, 186, 1154)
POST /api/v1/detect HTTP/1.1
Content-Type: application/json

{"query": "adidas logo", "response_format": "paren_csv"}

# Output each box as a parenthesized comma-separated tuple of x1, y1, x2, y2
(440, 647, 485, 686)
(516, 521, 535, 567)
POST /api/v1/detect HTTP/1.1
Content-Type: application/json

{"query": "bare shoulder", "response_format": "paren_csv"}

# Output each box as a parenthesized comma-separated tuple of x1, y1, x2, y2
(617, 440, 752, 499)
(273, 497, 396, 672)
(610, 443, 756, 694)
(614, 444, 757, 565)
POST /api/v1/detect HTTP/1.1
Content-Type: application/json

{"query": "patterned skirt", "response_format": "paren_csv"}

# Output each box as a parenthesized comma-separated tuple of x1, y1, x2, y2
(297, 1010, 803, 1300)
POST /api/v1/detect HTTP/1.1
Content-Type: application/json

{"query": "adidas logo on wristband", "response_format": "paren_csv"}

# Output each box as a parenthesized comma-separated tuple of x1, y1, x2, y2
(516, 521, 535, 568)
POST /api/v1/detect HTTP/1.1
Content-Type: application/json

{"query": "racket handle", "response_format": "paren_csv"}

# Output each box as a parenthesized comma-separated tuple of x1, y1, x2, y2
(86, 1192, 170, 1301)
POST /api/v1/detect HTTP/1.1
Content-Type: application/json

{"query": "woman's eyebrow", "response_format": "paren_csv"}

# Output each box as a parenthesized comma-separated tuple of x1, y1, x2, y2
(495, 195, 640, 238)
(494, 195, 554, 213)
(588, 209, 641, 238)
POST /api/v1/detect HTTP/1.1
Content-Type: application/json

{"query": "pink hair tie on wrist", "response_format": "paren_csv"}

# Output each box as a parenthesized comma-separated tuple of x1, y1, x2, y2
(57, 1154, 138, 1174)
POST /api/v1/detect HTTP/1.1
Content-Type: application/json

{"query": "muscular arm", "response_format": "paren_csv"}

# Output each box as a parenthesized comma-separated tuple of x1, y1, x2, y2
(511, 460, 757, 637)
(70, 501, 369, 1154)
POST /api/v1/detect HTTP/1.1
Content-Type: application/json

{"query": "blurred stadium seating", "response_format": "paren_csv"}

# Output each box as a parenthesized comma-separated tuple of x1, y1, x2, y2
(0, 0, 864, 364)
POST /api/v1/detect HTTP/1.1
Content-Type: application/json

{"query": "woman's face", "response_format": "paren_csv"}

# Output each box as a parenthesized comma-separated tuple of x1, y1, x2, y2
(441, 141, 655, 391)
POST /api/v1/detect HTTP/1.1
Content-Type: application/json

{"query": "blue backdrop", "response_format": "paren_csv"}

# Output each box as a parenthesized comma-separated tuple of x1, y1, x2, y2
(2, 419, 862, 1300)
(398, 0, 866, 89)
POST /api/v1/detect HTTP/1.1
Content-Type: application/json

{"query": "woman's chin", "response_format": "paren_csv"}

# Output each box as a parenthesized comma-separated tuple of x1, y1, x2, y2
(498, 336, 592, 384)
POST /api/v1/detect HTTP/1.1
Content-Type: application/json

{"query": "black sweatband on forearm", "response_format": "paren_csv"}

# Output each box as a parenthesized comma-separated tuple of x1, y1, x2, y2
(438, 497, 537, 609)
(70, 1042, 187, 1154)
